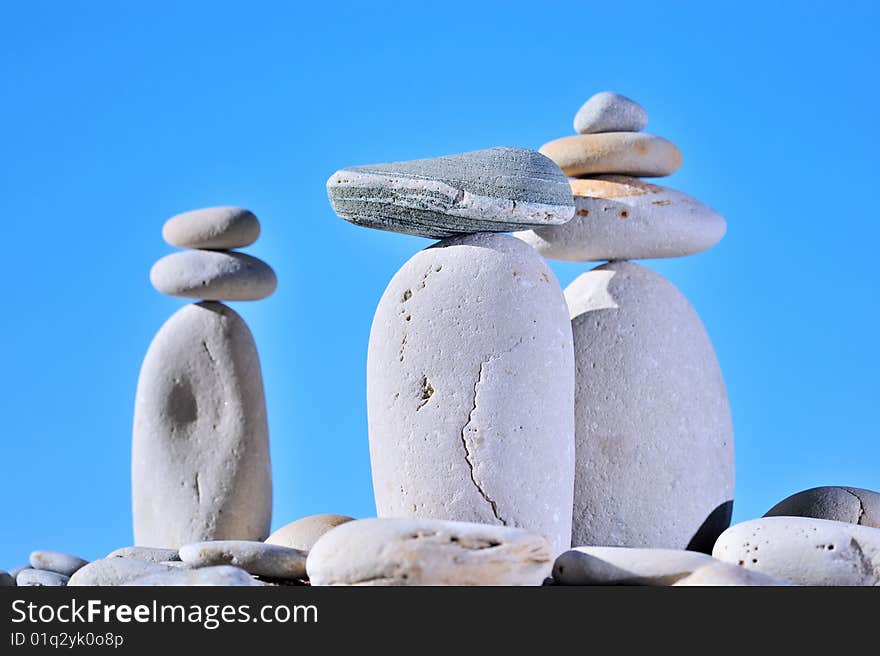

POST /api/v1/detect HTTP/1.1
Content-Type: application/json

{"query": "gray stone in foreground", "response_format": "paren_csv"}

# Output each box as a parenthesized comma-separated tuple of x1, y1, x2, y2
(553, 547, 715, 585)
(0, 571, 16, 586)
(29, 550, 88, 576)
(765, 486, 880, 528)
(68, 558, 178, 586)
(150, 250, 277, 301)
(16, 569, 70, 586)
(673, 561, 793, 586)
(132, 302, 272, 548)
(307, 518, 553, 586)
(107, 547, 180, 563)
(163, 207, 260, 250)
(574, 91, 648, 134)
(179, 541, 306, 579)
(265, 514, 355, 552)
(713, 517, 880, 586)
(516, 176, 726, 261)
(327, 147, 575, 238)
(125, 565, 265, 586)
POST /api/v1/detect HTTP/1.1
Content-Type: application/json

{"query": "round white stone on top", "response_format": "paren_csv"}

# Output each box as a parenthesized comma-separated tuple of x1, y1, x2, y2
(574, 91, 648, 135)
(162, 207, 260, 250)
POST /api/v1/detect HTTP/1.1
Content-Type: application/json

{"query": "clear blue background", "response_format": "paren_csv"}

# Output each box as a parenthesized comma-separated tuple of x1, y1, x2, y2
(1, 0, 877, 568)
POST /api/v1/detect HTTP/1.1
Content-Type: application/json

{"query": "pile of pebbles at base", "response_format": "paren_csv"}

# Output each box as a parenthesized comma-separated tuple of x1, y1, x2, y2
(4, 486, 879, 586)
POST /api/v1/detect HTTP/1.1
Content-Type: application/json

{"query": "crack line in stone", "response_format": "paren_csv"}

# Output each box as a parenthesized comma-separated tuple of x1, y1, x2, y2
(844, 488, 866, 525)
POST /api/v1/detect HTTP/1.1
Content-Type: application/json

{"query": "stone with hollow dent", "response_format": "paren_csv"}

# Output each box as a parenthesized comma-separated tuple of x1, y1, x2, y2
(673, 561, 793, 586)
(540, 133, 681, 177)
(68, 558, 178, 586)
(307, 518, 553, 586)
(713, 517, 880, 586)
(566, 261, 734, 551)
(574, 91, 648, 134)
(29, 550, 88, 576)
(125, 565, 265, 586)
(107, 547, 180, 563)
(162, 207, 260, 250)
(516, 176, 726, 261)
(764, 486, 880, 527)
(150, 250, 276, 301)
(266, 514, 355, 552)
(553, 546, 714, 585)
(327, 147, 575, 239)
(367, 233, 574, 554)
(179, 540, 306, 579)
(132, 302, 272, 548)
(16, 569, 70, 586)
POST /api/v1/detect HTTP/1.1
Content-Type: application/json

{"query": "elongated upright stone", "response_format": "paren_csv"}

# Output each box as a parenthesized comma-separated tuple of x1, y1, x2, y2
(367, 233, 575, 555)
(132, 302, 272, 547)
(565, 261, 734, 551)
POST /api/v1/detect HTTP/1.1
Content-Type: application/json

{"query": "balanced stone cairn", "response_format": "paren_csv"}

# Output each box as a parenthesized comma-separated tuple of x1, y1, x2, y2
(517, 91, 734, 553)
(328, 147, 578, 556)
(7, 97, 880, 588)
(132, 207, 275, 548)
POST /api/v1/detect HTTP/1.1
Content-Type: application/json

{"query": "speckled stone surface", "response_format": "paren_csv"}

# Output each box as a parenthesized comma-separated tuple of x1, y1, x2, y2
(516, 176, 726, 261)
(327, 147, 575, 238)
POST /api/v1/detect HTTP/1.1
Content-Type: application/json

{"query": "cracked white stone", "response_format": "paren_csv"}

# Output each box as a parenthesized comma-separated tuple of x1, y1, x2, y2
(713, 517, 880, 586)
(307, 518, 553, 586)
(367, 232, 575, 555)
(565, 262, 734, 551)
(132, 302, 272, 548)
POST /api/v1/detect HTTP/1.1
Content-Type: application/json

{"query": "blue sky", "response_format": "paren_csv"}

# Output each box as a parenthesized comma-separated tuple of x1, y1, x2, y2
(1, 1, 877, 567)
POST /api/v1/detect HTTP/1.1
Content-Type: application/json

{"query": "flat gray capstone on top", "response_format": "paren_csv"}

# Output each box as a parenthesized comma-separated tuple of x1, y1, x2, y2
(16, 569, 70, 586)
(162, 207, 260, 250)
(327, 147, 575, 239)
(150, 250, 277, 301)
(178, 541, 306, 579)
(765, 486, 880, 528)
(29, 550, 88, 576)
(574, 91, 648, 134)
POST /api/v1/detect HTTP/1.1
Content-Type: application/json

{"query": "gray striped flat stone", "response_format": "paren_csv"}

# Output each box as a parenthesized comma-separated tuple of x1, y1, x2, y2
(327, 147, 575, 238)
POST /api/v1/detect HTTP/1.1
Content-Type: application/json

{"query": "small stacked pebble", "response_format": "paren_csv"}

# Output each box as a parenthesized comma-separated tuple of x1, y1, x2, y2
(516, 92, 734, 553)
(132, 207, 275, 548)
(327, 147, 578, 555)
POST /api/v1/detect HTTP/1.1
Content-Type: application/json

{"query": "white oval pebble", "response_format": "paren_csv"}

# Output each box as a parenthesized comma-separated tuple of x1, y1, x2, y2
(566, 262, 734, 551)
(516, 176, 726, 261)
(712, 517, 880, 586)
(574, 91, 648, 134)
(29, 550, 88, 576)
(179, 541, 306, 579)
(68, 558, 179, 586)
(672, 561, 793, 586)
(553, 546, 715, 585)
(132, 302, 272, 548)
(106, 546, 180, 563)
(16, 569, 70, 586)
(162, 207, 260, 250)
(307, 518, 553, 586)
(367, 233, 575, 555)
(150, 250, 277, 301)
(125, 565, 265, 587)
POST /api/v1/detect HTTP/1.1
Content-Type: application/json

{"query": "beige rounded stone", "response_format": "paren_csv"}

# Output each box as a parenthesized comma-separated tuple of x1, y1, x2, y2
(266, 514, 355, 552)
(539, 133, 682, 178)
(162, 207, 260, 250)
